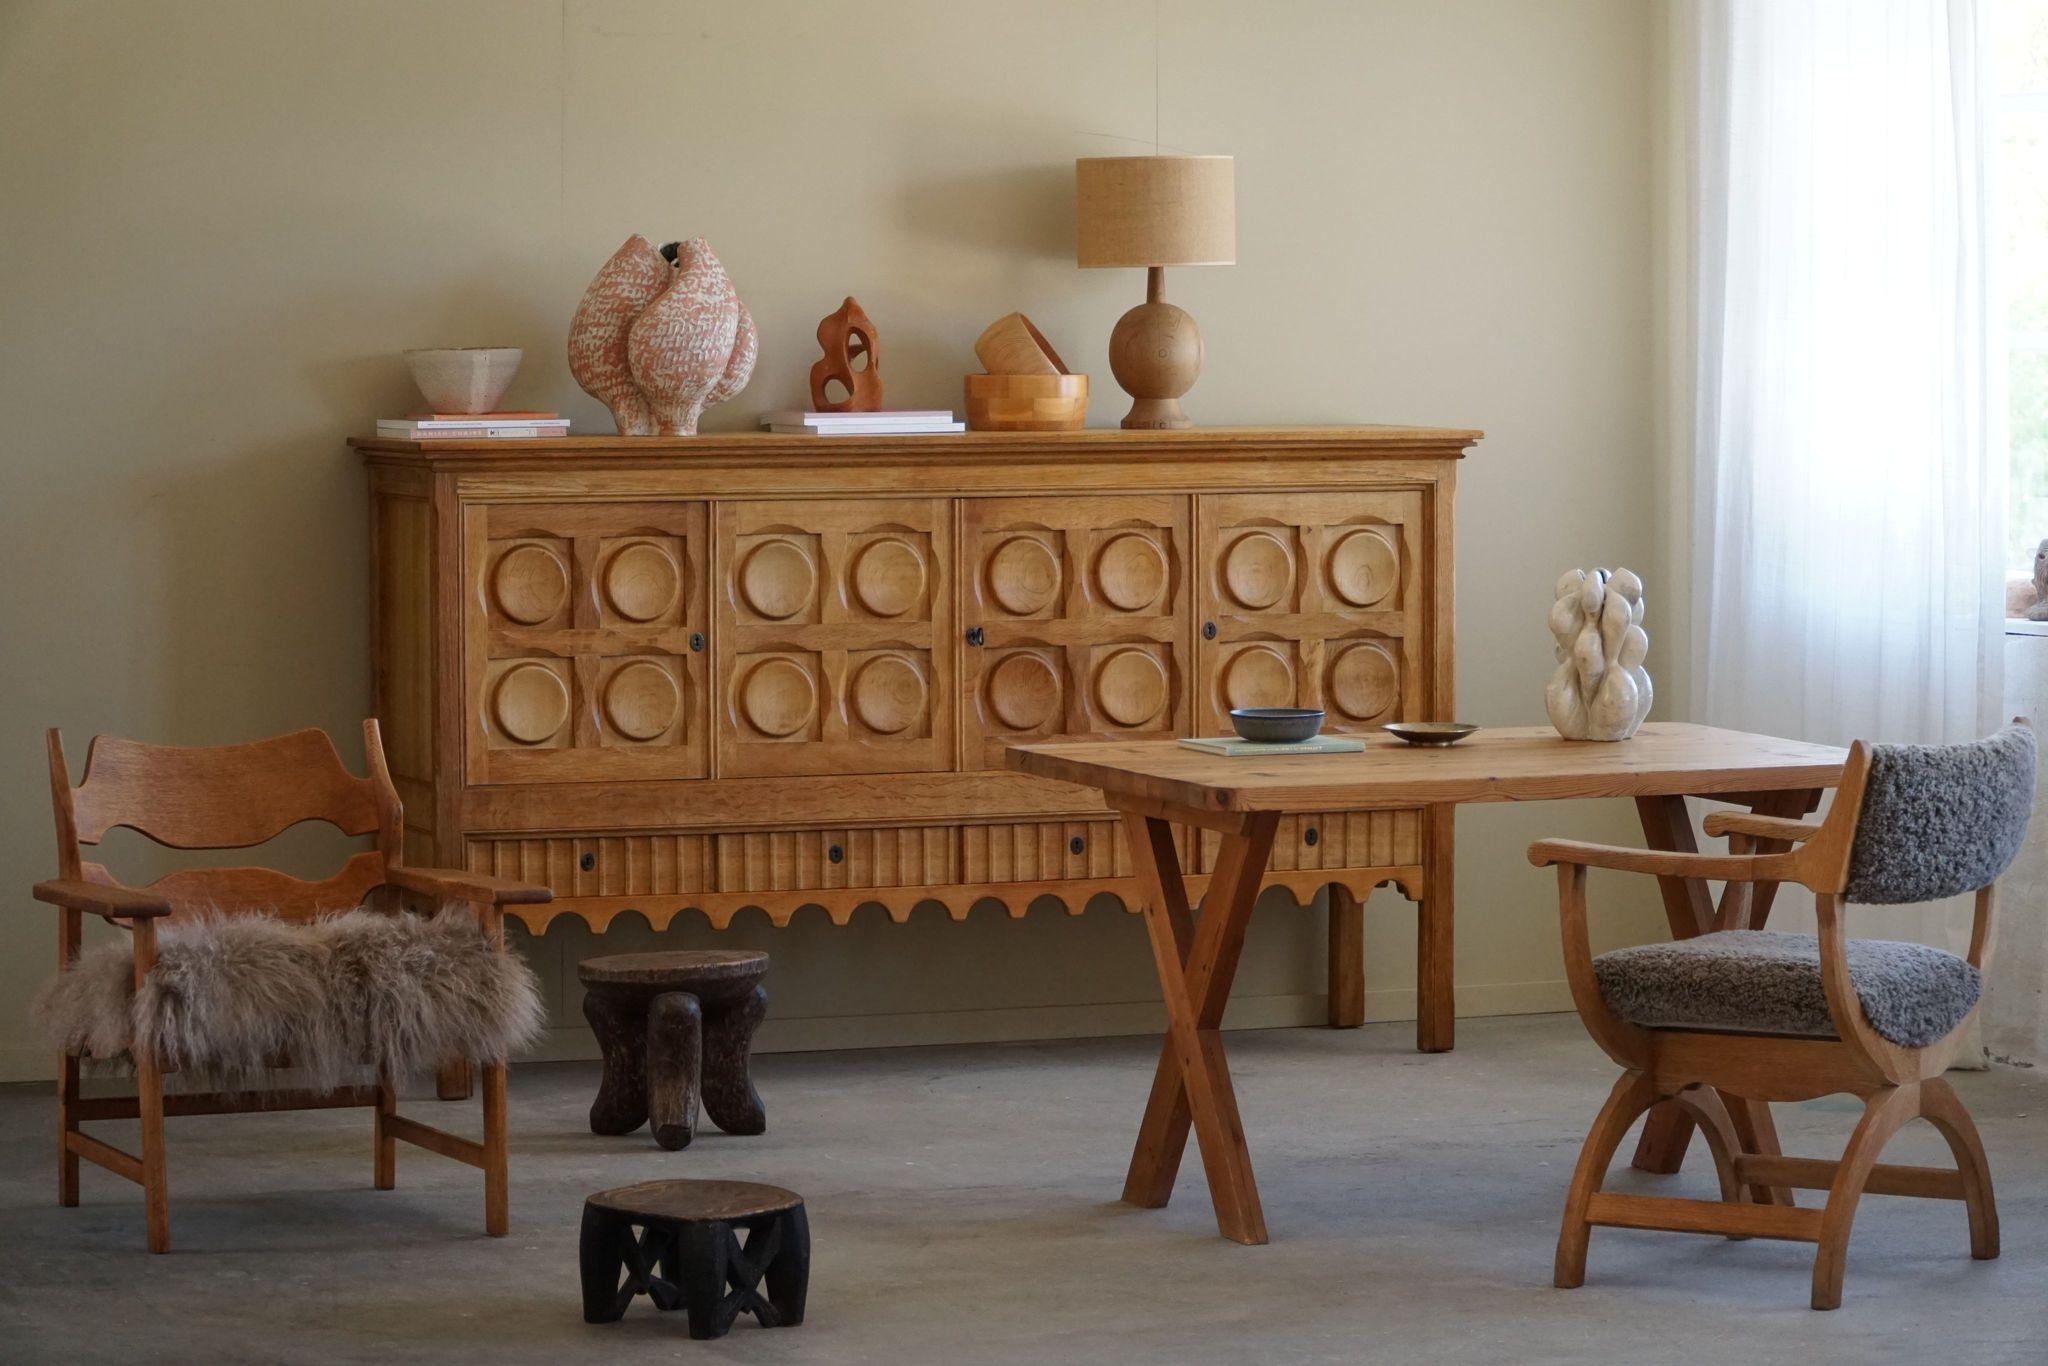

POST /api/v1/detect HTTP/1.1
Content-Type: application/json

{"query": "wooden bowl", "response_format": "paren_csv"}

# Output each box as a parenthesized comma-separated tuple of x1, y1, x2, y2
(964, 373, 1089, 431)
(1382, 721, 1479, 746)
(973, 312, 1068, 376)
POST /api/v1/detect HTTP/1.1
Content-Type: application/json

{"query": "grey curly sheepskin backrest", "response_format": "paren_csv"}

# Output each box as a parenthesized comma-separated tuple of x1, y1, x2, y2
(1842, 725, 2037, 905)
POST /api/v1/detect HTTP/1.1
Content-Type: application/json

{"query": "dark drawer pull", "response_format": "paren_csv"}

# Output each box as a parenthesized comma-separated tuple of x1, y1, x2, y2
(579, 852, 597, 872)
(689, 631, 705, 652)
(1303, 827, 1319, 848)
(1202, 621, 1218, 640)
(965, 625, 985, 647)
(828, 844, 844, 864)
(1069, 835, 1086, 855)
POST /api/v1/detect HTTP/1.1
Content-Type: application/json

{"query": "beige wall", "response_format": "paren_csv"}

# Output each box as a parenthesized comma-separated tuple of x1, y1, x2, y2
(0, 0, 1664, 1080)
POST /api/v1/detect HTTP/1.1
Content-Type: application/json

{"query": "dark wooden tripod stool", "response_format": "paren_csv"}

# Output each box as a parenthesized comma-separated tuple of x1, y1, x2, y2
(578, 950, 768, 1150)
(580, 1179, 809, 1338)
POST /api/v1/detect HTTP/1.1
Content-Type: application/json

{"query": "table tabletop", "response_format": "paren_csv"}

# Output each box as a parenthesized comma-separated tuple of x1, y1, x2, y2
(1007, 722, 1847, 814)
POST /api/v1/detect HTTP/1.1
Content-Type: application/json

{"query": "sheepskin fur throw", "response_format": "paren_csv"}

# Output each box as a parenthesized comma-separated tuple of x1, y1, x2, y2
(32, 908, 544, 1093)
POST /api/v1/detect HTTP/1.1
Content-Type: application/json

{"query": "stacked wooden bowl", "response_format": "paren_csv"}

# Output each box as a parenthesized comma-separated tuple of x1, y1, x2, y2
(965, 313, 1088, 431)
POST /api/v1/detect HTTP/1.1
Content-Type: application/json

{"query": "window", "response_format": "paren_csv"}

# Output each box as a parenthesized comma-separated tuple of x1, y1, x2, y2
(1997, 0, 2048, 579)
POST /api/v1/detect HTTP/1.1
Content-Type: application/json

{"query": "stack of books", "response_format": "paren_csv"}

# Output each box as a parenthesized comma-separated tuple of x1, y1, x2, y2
(761, 409, 964, 436)
(377, 412, 571, 440)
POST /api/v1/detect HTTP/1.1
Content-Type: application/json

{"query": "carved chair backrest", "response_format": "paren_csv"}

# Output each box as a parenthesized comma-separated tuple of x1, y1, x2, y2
(1789, 722, 2036, 903)
(48, 720, 403, 922)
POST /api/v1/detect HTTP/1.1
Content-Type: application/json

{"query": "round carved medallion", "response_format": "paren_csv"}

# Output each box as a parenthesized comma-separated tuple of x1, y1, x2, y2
(603, 660, 680, 741)
(850, 537, 925, 619)
(739, 657, 817, 738)
(1327, 642, 1399, 720)
(602, 540, 681, 622)
(1220, 644, 1295, 710)
(1221, 531, 1291, 610)
(491, 544, 569, 625)
(491, 663, 569, 744)
(1094, 648, 1168, 728)
(985, 652, 1061, 732)
(1094, 533, 1168, 612)
(1327, 529, 1398, 608)
(739, 539, 815, 621)
(986, 536, 1061, 615)
(850, 653, 926, 735)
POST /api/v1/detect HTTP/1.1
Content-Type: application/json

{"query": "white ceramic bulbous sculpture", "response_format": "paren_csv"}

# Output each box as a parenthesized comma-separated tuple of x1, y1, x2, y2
(1546, 567, 1653, 741)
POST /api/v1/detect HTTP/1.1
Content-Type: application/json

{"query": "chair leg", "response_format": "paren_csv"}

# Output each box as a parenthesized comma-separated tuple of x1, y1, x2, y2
(135, 1050, 170, 1254)
(1669, 1087, 1752, 1217)
(481, 1058, 508, 1237)
(1811, 1084, 1917, 1310)
(1919, 1076, 1999, 1261)
(57, 1051, 80, 1208)
(373, 1070, 397, 1190)
(1556, 1068, 1660, 1289)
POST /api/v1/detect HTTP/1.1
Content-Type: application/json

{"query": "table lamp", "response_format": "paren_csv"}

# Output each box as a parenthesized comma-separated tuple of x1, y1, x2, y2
(1075, 155, 1235, 429)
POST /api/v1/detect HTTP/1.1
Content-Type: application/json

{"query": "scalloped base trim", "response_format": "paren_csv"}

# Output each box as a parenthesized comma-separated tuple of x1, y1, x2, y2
(508, 867, 1424, 935)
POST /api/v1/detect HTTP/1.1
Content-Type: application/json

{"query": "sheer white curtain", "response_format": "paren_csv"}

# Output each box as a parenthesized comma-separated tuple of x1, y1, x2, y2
(1686, 1, 1999, 948)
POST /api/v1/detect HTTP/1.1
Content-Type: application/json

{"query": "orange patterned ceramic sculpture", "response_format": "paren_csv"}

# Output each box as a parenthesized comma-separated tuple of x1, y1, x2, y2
(807, 297, 882, 412)
(569, 236, 757, 436)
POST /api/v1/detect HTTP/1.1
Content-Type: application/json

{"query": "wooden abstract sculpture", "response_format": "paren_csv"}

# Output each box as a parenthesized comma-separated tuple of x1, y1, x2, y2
(569, 235, 757, 436)
(807, 297, 881, 411)
(1546, 567, 1653, 741)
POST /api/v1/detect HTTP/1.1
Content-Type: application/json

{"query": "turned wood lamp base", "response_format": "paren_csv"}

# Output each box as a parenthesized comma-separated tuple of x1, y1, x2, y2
(1109, 266, 1202, 430)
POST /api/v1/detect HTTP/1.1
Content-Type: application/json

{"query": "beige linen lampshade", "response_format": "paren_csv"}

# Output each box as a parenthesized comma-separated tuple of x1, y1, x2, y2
(1075, 155, 1235, 428)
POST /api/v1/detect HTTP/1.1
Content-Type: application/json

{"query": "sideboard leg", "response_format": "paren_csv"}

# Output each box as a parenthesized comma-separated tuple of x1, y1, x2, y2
(1327, 884, 1365, 1028)
(1416, 805, 1456, 1052)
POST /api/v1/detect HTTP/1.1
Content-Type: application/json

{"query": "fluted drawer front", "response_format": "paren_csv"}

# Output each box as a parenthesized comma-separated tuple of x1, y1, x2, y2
(961, 819, 1127, 882)
(1198, 809, 1423, 873)
(466, 833, 713, 899)
(715, 825, 959, 891)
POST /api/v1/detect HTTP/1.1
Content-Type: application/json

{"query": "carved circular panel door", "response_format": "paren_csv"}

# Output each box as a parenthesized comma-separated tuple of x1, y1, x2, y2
(986, 536, 1061, 616)
(1220, 644, 1296, 711)
(739, 539, 816, 621)
(491, 544, 570, 625)
(1093, 533, 1168, 612)
(603, 660, 681, 741)
(850, 537, 926, 619)
(1221, 531, 1292, 611)
(738, 657, 817, 738)
(1093, 648, 1169, 729)
(1326, 642, 1400, 722)
(984, 651, 1061, 733)
(1326, 529, 1398, 608)
(850, 652, 927, 735)
(602, 541, 682, 622)
(491, 662, 570, 744)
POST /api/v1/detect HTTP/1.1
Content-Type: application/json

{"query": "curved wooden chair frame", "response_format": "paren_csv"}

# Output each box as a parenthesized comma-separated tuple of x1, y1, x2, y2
(36, 719, 550, 1253)
(1528, 723, 2019, 1310)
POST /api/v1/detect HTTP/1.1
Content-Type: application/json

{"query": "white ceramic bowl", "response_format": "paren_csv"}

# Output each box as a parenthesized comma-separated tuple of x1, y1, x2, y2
(404, 347, 523, 414)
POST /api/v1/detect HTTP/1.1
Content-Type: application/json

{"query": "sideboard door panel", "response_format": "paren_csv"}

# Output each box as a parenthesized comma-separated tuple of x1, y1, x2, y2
(464, 502, 710, 783)
(1195, 491, 1426, 735)
(717, 498, 955, 777)
(961, 495, 1192, 769)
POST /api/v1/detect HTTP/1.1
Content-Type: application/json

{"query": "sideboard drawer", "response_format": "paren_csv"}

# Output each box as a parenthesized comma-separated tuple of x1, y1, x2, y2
(465, 832, 713, 899)
(960, 818, 1201, 882)
(1198, 809, 1423, 873)
(715, 825, 959, 892)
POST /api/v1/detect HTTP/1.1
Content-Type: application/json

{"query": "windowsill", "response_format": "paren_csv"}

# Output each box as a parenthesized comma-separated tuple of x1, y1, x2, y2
(2005, 618, 2048, 637)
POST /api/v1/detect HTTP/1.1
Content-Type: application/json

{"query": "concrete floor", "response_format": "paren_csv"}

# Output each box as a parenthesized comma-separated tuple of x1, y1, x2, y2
(2, 1014, 2046, 1364)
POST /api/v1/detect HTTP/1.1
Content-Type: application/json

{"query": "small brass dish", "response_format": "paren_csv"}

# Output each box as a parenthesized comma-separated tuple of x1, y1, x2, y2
(1382, 722, 1479, 747)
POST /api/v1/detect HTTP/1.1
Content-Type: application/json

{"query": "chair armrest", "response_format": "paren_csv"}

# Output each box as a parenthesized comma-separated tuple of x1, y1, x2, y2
(32, 878, 174, 920)
(1526, 839, 1778, 882)
(1700, 811, 1823, 844)
(385, 866, 553, 906)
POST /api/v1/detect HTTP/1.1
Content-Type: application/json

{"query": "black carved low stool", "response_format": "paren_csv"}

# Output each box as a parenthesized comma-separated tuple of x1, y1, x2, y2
(578, 950, 769, 1150)
(580, 1180, 809, 1339)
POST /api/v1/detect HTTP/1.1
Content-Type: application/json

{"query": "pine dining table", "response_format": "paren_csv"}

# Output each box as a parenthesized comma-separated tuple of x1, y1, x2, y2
(1007, 721, 1848, 1244)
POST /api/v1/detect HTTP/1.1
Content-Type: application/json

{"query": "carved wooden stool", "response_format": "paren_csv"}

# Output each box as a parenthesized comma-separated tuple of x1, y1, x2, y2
(580, 1180, 809, 1338)
(577, 950, 768, 1151)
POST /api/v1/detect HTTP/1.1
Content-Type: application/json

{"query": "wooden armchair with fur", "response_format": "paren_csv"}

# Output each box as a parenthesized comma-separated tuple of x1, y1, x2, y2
(31, 720, 550, 1252)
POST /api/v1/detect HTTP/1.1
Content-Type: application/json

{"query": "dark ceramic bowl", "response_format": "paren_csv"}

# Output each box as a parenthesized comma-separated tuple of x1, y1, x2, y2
(1228, 707, 1326, 743)
(1381, 721, 1480, 747)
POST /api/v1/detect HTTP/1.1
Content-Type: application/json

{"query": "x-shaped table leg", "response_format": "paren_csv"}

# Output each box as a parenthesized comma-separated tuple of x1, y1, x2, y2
(1118, 807, 1281, 1244)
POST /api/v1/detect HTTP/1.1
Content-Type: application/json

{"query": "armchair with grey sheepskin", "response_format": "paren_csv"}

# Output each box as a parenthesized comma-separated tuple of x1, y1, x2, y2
(30, 719, 550, 1252)
(1528, 720, 2035, 1309)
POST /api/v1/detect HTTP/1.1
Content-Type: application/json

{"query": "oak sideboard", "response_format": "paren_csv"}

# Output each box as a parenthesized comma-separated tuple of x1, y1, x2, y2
(352, 425, 1480, 1048)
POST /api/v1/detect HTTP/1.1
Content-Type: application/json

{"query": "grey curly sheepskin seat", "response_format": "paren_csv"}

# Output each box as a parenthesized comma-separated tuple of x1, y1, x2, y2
(33, 907, 544, 1092)
(1593, 930, 1980, 1048)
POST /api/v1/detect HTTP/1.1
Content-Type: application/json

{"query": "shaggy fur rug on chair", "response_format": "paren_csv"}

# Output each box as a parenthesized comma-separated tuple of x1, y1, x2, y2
(32, 908, 544, 1092)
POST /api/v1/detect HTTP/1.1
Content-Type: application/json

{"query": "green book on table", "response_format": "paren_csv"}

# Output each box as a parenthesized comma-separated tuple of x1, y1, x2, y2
(1176, 734, 1367, 757)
